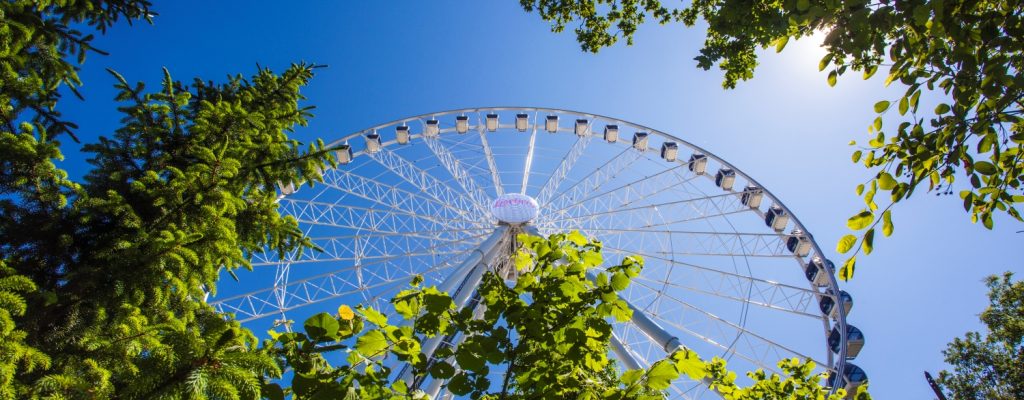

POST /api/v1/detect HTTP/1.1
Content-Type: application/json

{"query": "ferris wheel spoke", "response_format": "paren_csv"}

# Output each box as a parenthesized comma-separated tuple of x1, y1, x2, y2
(538, 147, 644, 216)
(594, 229, 792, 258)
(422, 134, 494, 215)
(542, 162, 698, 221)
(215, 252, 472, 322)
(601, 245, 822, 316)
(279, 198, 485, 236)
(538, 192, 753, 233)
(250, 231, 487, 267)
(321, 168, 483, 229)
(628, 279, 822, 373)
(534, 134, 593, 203)
(474, 116, 505, 197)
(366, 147, 490, 221)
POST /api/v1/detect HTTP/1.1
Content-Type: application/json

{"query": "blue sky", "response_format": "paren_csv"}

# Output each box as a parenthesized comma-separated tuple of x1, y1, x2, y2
(55, 1, 1021, 398)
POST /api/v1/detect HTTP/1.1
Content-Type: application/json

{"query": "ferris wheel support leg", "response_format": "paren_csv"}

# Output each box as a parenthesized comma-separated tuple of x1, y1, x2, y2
(610, 333, 643, 371)
(397, 226, 509, 385)
(619, 295, 727, 396)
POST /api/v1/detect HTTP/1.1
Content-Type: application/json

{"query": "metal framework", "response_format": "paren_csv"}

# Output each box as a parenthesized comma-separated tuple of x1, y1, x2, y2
(210, 107, 863, 399)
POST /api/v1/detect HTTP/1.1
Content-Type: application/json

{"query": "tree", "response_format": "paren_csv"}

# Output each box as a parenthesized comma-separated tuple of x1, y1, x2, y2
(1, 2, 335, 397)
(937, 272, 1024, 400)
(267, 232, 871, 400)
(519, 0, 1024, 279)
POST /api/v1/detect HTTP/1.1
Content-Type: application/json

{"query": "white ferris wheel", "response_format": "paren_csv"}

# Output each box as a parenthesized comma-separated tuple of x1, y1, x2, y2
(211, 107, 867, 399)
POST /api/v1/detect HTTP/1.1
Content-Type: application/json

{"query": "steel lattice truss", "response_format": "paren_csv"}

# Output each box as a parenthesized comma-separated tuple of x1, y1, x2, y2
(210, 107, 863, 399)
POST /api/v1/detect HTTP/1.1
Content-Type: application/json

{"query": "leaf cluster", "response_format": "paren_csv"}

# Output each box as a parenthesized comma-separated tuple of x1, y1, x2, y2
(269, 232, 872, 400)
(520, 0, 1024, 280)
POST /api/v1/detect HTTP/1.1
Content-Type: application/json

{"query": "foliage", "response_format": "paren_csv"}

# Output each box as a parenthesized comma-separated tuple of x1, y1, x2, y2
(269, 232, 871, 400)
(937, 272, 1024, 400)
(0, 2, 335, 397)
(0, 260, 49, 400)
(520, 0, 1024, 279)
(0, 0, 155, 142)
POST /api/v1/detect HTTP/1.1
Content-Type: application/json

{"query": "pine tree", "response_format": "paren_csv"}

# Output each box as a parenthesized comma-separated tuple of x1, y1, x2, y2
(1, 2, 334, 397)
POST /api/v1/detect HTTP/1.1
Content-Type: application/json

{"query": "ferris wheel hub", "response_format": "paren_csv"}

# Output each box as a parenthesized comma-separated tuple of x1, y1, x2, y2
(490, 193, 540, 224)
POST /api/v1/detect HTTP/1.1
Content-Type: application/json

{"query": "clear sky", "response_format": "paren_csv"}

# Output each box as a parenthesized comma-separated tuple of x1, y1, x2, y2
(55, 1, 1021, 398)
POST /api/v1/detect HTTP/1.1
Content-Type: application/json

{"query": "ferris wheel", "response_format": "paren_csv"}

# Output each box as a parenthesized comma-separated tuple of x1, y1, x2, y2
(210, 107, 867, 399)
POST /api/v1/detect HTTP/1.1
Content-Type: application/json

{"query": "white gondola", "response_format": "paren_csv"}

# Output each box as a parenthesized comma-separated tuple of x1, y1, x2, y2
(575, 119, 590, 136)
(336, 144, 353, 164)
(741, 184, 763, 208)
(395, 125, 410, 144)
(661, 142, 678, 162)
(688, 153, 708, 175)
(278, 181, 297, 195)
(805, 256, 833, 287)
(827, 363, 868, 395)
(765, 204, 789, 231)
(455, 115, 469, 133)
(819, 289, 853, 320)
(515, 113, 529, 132)
(424, 119, 440, 137)
(787, 228, 812, 257)
(545, 115, 559, 133)
(364, 132, 381, 154)
(829, 324, 865, 359)
(632, 132, 649, 151)
(715, 167, 736, 190)
(486, 113, 499, 132)
(604, 125, 619, 142)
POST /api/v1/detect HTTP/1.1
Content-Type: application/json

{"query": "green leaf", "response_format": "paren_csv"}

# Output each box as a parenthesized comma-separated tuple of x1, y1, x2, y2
(884, 72, 897, 87)
(514, 251, 533, 271)
(304, 312, 339, 342)
(775, 35, 789, 52)
(974, 161, 997, 175)
(818, 53, 833, 71)
(847, 211, 874, 230)
(646, 359, 679, 390)
(878, 172, 897, 190)
(671, 347, 706, 380)
(827, 71, 837, 87)
(851, 150, 862, 163)
(882, 210, 894, 237)
(935, 103, 951, 114)
(621, 369, 645, 385)
(455, 349, 486, 373)
(839, 256, 856, 281)
(863, 65, 878, 79)
(567, 230, 588, 246)
(355, 330, 388, 357)
(898, 96, 908, 115)
(862, 228, 875, 255)
(610, 272, 630, 291)
(360, 307, 389, 326)
(873, 100, 890, 113)
(836, 234, 858, 254)
(429, 361, 456, 379)
(581, 250, 603, 267)
(448, 372, 473, 395)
